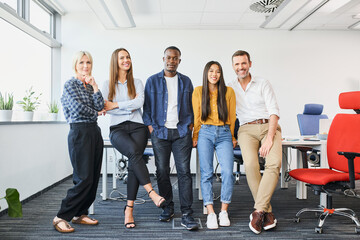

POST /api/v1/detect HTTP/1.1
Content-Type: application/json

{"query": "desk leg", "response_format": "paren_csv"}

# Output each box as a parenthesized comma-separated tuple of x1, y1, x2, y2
(196, 149, 203, 200)
(281, 146, 289, 189)
(113, 154, 117, 189)
(296, 149, 307, 199)
(89, 203, 94, 215)
(101, 148, 107, 201)
(319, 142, 328, 207)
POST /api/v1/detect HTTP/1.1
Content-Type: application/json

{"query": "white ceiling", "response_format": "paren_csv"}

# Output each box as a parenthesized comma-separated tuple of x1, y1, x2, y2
(56, 0, 360, 30)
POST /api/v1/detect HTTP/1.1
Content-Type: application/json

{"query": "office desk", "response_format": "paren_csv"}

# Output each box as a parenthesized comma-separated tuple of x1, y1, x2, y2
(89, 140, 115, 214)
(195, 137, 328, 205)
(281, 138, 328, 204)
(100, 140, 117, 201)
(101, 140, 153, 201)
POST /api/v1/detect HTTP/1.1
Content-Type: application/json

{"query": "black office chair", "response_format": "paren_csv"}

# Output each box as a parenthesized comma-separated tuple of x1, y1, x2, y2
(233, 118, 243, 184)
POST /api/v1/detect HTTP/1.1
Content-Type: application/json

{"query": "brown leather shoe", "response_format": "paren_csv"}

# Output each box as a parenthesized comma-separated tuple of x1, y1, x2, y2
(263, 212, 277, 230)
(53, 219, 75, 233)
(71, 215, 99, 225)
(249, 211, 265, 234)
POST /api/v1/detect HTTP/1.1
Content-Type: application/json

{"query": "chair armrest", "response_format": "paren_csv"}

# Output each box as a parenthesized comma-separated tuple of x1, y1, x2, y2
(337, 151, 360, 158)
(337, 151, 360, 189)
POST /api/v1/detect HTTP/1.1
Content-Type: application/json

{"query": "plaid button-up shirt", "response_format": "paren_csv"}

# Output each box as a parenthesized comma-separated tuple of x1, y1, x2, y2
(61, 77, 104, 123)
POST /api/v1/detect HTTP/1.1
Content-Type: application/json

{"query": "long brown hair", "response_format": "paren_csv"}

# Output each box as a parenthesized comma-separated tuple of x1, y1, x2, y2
(201, 61, 228, 123)
(108, 48, 136, 101)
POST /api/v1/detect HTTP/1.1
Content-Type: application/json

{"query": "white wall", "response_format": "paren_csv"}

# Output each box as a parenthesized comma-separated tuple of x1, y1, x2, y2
(60, 12, 360, 173)
(0, 123, 72, 211)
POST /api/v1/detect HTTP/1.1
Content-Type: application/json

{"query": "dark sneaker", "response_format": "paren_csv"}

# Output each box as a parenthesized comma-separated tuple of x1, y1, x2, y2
(263, 212, 277, 230)
(249, 211, 265, 234)
(181, 214, 199, 231)
(159, 207, 174, 222)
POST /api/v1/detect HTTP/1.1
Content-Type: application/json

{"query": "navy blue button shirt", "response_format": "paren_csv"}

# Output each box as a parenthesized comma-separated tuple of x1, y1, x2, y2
(143, 70, 194, 139)
(61, 77, 104, 123)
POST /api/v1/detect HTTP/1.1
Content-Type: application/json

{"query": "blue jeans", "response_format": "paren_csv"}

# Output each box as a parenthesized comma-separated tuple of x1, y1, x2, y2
(151, 129, 193, 215)
(198, 125, 234, 206)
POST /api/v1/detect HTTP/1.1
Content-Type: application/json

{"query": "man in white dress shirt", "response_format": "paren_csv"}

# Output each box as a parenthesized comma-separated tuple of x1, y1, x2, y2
(228, 50, 282, 235)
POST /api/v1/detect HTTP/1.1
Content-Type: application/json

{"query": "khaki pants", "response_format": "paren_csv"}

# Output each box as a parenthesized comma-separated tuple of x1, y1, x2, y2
(238, 123, 282, 212)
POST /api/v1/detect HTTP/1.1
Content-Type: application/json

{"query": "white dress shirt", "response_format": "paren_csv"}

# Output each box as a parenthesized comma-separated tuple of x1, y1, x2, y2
(164, 75, 179, 129)
(101, 78, 144, 127)
(228, 76, 280, 126)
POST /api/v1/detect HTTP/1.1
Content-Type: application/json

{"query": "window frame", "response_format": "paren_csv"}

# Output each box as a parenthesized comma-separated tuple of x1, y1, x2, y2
(0, 0, 62, 102)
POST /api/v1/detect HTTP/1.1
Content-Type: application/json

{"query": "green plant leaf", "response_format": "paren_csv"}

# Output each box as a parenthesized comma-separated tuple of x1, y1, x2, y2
(5, 188, 22, 218)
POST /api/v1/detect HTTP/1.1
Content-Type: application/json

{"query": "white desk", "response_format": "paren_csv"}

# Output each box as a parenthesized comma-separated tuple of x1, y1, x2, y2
(101, 140, 117, 201)
(195, 137, 328, 206)
(89, 140, 115, 214)
(101, 140, 153, 201)
(281, 137, 328, 206)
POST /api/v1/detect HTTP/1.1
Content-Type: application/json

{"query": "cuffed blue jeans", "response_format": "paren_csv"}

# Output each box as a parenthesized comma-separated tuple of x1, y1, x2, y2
(151, 129, 193, 215)
(198, 125, 234, 206)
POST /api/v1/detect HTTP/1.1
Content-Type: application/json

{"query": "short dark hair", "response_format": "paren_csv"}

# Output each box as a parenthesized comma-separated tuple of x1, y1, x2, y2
(164, 46, 181, 56)
(232, 50, 251, 62)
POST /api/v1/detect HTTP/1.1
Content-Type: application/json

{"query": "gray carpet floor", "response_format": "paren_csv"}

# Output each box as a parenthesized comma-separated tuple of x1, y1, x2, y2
(1, 175, 360, 239)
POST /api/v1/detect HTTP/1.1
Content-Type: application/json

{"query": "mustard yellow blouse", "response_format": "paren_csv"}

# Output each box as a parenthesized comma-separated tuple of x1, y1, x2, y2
(192, 86, 236, 141)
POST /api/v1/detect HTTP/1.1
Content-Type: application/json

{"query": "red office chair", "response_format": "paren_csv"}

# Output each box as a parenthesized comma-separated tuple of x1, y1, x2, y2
(289, 91, 360, 234)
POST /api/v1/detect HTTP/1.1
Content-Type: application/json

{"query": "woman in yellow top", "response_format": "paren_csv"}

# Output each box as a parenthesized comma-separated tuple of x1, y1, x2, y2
(192, 61, 236, 230)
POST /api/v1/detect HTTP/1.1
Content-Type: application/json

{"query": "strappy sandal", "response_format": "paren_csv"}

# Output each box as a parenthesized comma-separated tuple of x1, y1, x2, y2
(53, 219, 75, 233)
(148, 189, 166, 208)
(124, 205, 136, 229)
(71, 215, 99, 225)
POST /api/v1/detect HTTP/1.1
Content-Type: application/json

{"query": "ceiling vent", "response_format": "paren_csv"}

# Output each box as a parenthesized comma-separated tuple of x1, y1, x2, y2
(250, 0, 285, 13)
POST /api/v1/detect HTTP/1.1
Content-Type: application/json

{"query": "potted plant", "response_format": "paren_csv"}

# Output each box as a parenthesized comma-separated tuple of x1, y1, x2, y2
(0, 92, 14, 121)
(0, 188, 22, 218)
(48, 101, 59, 121)
(16, 87, 41, 121)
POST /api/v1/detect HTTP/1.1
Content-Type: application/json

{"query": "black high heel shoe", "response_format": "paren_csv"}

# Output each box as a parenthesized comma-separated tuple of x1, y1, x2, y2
(148, 189, 166, 208)
(124, 205, 136, 229)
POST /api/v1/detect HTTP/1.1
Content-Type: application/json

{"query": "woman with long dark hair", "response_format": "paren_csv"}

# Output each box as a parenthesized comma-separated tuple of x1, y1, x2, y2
(53, 51, 105, 233)
(192, 61, 236, 229)
(102, 48, 165, 229)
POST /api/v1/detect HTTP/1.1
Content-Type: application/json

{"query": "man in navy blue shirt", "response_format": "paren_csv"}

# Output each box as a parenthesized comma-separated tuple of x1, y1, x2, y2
(143, 46, 198, 230)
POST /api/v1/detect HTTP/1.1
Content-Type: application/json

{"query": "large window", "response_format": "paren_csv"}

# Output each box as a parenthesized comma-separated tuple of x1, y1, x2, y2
(1, 0, 16, 11)
(30, 0, 52, 35)
(0, 18, 51, 120)
(0, 0, 60, 120)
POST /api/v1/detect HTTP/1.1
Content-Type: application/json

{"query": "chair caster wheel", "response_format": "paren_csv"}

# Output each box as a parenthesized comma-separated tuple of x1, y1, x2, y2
(293, 217, 300, 223)
(355, 227, 360, 234)
(315, 227, 323, 234)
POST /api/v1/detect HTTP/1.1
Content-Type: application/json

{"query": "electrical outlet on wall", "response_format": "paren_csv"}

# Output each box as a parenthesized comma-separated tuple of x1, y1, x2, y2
(109, 155, 113, 162)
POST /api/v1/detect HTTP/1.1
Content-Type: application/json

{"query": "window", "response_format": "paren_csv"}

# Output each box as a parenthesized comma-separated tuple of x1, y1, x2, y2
(0, 0, 17, 12)
(30, 0, 52, 35)
(0, 0, 61, 120)
(0, 19, 51, 120)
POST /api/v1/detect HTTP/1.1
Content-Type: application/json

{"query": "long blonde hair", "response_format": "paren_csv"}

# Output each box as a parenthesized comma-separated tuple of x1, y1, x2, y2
(108, 48, 135, 101)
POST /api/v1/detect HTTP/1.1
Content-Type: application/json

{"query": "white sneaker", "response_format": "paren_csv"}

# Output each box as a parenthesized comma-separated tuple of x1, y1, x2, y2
(206, 213, 219, 229)
(218, 210, 230, 227)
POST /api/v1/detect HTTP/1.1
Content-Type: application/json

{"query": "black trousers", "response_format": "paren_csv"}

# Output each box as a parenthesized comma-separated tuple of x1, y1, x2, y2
(109, 121, 150, 201)
(57, 122, 103, 221)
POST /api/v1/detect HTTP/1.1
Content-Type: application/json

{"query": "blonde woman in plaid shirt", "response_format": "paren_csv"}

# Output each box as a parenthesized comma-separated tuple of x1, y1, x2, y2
(53, 51, 105, 233)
